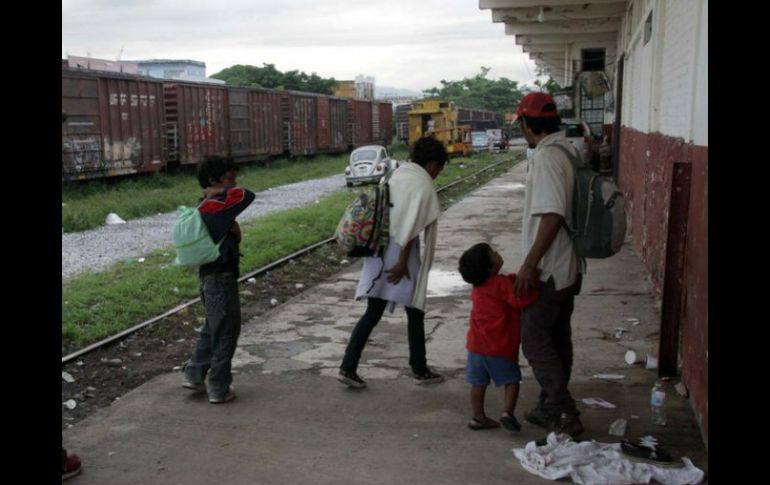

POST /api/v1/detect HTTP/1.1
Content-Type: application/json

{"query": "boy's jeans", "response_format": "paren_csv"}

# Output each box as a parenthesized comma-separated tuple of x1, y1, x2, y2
(184, 272, 241, 397)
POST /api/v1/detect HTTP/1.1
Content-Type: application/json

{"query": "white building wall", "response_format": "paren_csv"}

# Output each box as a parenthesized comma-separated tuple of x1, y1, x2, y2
(620, 0, 707, 146)
(657, 0, 699, 140)
(691, 0, 708, 146)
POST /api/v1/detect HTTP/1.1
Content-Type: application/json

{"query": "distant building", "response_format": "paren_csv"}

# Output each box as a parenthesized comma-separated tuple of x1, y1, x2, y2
(333, 80, 357, 98)
(334, 75, 375, 99)
(355, 75, 375, 99)
(132, 59, 225, 85)
(63, 56, 224, 84)
(65, 55, 138, 74)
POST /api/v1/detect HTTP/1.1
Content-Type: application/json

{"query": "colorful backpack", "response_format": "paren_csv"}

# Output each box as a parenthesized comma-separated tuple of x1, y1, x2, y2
(172, 206, 223, 266)
(334, 171, 395, 258)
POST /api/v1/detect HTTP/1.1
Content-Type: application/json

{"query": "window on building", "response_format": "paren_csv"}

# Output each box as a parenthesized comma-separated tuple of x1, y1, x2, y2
(581, 49, 606, 72)
(644, 10, 653, 45)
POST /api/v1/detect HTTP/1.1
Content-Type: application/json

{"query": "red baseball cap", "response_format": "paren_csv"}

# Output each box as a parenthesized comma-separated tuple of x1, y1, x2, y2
(515, 92, 560, 118)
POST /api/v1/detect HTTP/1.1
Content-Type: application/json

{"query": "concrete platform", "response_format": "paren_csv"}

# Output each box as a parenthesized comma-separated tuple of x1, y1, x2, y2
(63, 162, 708, 484)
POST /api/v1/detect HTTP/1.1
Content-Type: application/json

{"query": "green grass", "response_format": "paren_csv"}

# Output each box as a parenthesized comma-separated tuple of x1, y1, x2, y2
(62, 190, 356, 348)
(61, 151, 522, 350)
(62, 152, 355, 233)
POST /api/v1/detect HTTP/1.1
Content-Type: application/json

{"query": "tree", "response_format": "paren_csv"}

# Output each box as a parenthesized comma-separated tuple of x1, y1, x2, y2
(420, 67, 526, 116)
(211, 64, 337, 94)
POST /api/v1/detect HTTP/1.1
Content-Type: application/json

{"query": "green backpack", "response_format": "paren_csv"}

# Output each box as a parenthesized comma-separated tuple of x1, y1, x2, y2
(172, 206, 223, 267)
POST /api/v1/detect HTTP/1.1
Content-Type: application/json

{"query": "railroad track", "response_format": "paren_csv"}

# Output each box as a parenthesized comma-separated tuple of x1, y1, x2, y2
(61, 157, 517, 365)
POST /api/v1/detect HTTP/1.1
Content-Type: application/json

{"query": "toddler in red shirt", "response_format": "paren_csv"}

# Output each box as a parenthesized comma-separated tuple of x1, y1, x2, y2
(458, 243, 539, 431)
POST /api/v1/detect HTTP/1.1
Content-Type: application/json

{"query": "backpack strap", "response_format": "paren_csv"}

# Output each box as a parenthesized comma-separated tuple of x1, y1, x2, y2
(544, 143, 587, 272)
(543, 143, 581, 235)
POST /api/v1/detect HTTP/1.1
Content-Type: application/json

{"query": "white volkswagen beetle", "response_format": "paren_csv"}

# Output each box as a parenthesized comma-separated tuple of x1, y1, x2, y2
(344, 145, 397, 187)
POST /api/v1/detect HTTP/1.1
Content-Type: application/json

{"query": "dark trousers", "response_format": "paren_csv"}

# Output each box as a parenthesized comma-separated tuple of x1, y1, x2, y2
(341, 297, 428, 374)
(184, 272, 242, 397)
(521, 275, 582, 418)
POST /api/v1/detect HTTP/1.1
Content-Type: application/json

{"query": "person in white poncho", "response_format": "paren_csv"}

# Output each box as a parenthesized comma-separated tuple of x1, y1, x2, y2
(338, 137, 448, 389)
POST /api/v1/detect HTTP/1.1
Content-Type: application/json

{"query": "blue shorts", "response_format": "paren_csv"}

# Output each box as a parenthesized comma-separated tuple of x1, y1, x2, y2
(466, 351, 522, 387)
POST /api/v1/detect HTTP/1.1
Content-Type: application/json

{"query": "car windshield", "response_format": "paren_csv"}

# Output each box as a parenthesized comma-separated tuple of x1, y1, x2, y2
(471, 133, 486, 143)
(352, 150, 377, 162)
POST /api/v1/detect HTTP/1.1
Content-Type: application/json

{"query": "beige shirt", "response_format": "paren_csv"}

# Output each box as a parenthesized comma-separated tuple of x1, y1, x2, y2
(522, 131, 584, 291)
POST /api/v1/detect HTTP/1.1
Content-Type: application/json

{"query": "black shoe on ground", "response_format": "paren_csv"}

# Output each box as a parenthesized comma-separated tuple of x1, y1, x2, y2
(412, 369, 444, 384)
(553, 412, 585, 438)
(524, 407, 556, 429)
(338, 369, 366, 389)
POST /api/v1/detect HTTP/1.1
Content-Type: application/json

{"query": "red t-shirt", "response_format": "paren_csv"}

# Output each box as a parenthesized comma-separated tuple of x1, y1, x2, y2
(466, 274, 539, 360)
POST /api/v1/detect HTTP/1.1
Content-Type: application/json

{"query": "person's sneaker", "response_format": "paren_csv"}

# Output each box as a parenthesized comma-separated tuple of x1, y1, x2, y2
(62, 452, 82, 481)
(209, 385, 236, 404)
(524, 407, 556, 429)
(553, 412, 585, 438)
(338, 369, 366, 389)
(182, 380, 206, 393)
(412, 369, 444, 384)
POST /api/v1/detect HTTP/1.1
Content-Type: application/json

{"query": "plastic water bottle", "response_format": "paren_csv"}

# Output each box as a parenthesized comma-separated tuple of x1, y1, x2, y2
(650, 380, 667, 426)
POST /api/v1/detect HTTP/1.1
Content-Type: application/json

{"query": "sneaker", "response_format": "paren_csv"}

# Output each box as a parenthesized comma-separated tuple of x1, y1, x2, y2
(338, 369, 366, 389)
(412, 369, 444, 384)
(62, 453, 82, 481)
(182, 380, 206, 393)
(209, 385, 236, 404)
(524, 407, 556, 429)
(553, 412, 585, 438)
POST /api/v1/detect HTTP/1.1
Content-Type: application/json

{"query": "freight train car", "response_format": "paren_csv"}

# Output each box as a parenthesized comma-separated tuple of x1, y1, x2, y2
(317, 95, 349, 153)
(394, 103, 411, 144)
(62, 68, 166, 180)
(227, 86, 284, 162)
(62, 68, 391, 180)
(457, 106, 499, 132)
(373, 101, 393, 147)
(347, 99, 373, 148)
(163, 82, 229, 166)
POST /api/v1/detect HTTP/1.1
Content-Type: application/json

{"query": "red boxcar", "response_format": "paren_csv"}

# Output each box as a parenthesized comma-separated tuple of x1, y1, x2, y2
(348, 99, 372, 148)
(61, 68, 165, 180)
(164, 82, 229, 165)
(282, 91, 318, 156)
(376, 101, 393, 146)
(328, 97, 348, 152)
(228, 87, 283, 160)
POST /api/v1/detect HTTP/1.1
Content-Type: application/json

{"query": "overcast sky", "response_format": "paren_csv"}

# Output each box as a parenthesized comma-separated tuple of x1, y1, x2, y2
(62, 0, 544, 93)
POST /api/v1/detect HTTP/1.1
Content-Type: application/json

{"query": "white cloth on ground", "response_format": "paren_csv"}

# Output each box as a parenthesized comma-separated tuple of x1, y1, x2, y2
(513, 433, 704, 485)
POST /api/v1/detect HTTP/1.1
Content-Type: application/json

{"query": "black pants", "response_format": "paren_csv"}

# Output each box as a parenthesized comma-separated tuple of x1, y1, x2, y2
(341, 297, 428, 374)
(521, 275, 582, 418)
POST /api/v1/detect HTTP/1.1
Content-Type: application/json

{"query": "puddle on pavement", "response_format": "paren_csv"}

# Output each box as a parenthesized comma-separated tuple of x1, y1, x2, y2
(427, 270, 470, 297)
(498, 183, 526, 191)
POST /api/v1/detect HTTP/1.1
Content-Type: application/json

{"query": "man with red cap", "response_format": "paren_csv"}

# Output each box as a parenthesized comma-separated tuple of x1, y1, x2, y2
(513, 92, 585, 438)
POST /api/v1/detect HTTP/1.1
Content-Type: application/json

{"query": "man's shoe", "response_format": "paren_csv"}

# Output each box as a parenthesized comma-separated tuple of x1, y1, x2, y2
(209, 385, 236, 404)
(413, 369, 444, 385)
(182, 380, 206, 393)
(524, 407, 556, 429)
(553, 412, 585, 438)
(62, 452, 82, 481)
(338, 369, 366, 389)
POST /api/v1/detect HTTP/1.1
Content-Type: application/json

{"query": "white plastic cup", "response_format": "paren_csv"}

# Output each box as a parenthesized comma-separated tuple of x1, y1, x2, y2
(625, 350, 644, 365)
(645, 355, 659, 370)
